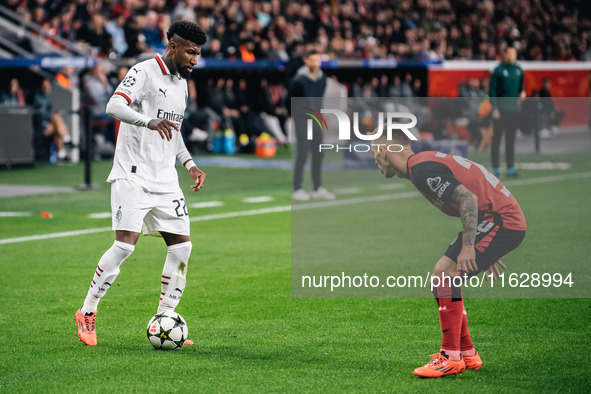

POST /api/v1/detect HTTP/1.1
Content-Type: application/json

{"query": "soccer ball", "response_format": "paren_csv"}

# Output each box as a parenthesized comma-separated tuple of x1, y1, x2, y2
(146, 311, 188, 350)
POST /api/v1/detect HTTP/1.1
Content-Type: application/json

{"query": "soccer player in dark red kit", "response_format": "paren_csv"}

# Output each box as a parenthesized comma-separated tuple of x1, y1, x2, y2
(371, 129, 526, 378)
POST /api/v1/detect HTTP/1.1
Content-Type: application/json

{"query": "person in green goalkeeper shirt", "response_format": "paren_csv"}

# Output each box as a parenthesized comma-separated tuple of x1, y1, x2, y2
(489, 47, 526, 177)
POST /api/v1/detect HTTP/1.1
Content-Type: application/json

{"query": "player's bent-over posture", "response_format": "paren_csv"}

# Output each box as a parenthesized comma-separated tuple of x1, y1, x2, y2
(75, 21, 207, 346)
(371, 129, 526, 378)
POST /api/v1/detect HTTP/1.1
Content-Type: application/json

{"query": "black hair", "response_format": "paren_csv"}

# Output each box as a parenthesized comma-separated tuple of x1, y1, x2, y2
(303, 49, 319, 58)
(167, 20, 207, 46)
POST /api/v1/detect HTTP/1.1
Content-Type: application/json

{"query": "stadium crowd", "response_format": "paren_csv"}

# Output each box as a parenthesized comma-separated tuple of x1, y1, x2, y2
(4, 0, 591, 61)
(1, 0, 588, 162)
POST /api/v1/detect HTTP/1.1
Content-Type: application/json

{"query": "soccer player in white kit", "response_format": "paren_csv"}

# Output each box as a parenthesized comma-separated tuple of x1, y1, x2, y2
(75, 21, 207, 346)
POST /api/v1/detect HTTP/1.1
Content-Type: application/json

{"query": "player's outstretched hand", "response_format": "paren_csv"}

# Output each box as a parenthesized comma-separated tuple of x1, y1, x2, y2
(457, 246, 478, 274)
(484, 260, 507, 281)
(148, 119, 179, 141)
(189, 166, 206, 192)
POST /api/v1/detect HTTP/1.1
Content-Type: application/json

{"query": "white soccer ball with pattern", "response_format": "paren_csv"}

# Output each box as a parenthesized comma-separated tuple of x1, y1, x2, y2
(147, 311, 188, 350)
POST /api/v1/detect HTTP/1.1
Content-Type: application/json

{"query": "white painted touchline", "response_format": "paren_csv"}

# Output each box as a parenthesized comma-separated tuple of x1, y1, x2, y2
(243, 196, 274, 203)
(0, 227, 112, 244)
(88, 212, 111, 219)
(502, 171, 591, 186)
(333, 188, 361, 194)
(189, 201, 224, 208)
(1, 171, 590, 245)
(515, 162, 571, 170)
(0, 212, 32, 217)
(190, 205, 291, 222)
(0, 194, 415, 245)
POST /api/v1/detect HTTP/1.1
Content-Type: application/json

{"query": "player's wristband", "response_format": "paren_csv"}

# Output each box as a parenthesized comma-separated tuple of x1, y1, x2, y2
(184, 159, 196, 171)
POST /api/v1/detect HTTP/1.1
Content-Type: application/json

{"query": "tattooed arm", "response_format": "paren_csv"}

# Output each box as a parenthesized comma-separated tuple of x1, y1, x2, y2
(451, 184, 479, 273)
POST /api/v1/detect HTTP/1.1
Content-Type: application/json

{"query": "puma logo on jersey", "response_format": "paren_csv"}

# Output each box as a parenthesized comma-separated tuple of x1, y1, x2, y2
(132, 67, 139, 74)
(159, 88, 167, 97)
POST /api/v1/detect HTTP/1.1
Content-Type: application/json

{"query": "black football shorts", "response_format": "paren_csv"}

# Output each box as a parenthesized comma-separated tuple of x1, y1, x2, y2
(444, 220, 526, 274)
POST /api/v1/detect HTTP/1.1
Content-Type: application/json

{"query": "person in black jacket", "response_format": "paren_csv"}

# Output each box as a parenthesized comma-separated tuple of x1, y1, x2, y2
(286, 50, 335, 201)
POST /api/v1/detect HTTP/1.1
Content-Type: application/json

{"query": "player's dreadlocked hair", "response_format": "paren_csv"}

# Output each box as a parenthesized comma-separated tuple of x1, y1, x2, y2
(167, 21, 207, 46)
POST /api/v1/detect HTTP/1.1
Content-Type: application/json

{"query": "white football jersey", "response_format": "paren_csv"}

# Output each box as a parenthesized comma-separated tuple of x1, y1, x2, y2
(107, 54, 192, 193)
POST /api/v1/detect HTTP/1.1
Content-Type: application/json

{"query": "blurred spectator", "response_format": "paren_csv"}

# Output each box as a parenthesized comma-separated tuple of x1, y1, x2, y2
(204, 78, 227, 118)
(222, 78, 241, 132)
(55, 66, 76, 89)
(389, 76, 402, 97)
(377, 75, 390, 98)
(186, 79, 222, 151)
(236, 78, 273, 142)
(1, 78, 26, 106)
(77, 13, 112, 55)
(82, 63, 115, 156)
(264, 79, 289, 138)
(254, 78, 287, 144)
(143, 11, 169, 52)
(201, 38, 224, 59)
(401, 73, 415, 98)
(537, 78, 565, 138)
(32, 78, 70, 162)
(458, 77, 491, 150)
(105, 11, 128, 57)
(124, 15, 149, 57)
(14, 0, 591, 61)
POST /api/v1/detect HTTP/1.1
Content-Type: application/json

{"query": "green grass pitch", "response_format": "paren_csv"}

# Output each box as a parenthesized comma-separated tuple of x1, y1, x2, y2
(0, 150, 589, 392)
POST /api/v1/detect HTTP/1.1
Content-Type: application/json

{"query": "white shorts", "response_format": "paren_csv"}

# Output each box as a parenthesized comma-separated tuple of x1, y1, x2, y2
(110, 179, 190, 236)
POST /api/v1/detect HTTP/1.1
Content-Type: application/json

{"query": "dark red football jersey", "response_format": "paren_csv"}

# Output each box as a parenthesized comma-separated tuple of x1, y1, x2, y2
(407, 151, 526, 231)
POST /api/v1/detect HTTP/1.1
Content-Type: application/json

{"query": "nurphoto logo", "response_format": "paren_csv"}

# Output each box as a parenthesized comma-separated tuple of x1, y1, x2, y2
(304, 108, 418, 152)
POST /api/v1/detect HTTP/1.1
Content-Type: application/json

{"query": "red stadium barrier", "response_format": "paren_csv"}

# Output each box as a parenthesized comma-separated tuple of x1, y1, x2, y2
(429, 62, 591, 127)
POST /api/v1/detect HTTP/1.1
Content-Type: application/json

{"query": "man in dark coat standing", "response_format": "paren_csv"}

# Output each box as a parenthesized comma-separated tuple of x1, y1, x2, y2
(286, 50, 335, 201)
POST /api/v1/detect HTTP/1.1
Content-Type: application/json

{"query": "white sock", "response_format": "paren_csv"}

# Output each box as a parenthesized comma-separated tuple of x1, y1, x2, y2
(158, 241, 192, 314)
(81, 241, 135, 314)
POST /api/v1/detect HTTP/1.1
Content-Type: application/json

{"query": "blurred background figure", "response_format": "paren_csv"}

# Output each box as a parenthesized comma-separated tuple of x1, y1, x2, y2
(82, 62, 115, 157)
(1, 78, 26, 106)
(489, 47, 525, 177)
(537, 78, 565, 138)
(286, 50, 335, 201)
(458, 76, 490, 150)
(32, 78, 70, 163)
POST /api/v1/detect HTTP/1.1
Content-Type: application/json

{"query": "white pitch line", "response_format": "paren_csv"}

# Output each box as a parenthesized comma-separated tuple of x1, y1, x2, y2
(242, 196, 274, 203)
(0, 212, 32, 217)
(503, 171, 591, 186)
(190, 205, 291, 222)
(515, 162, 571, 170)
(333, 187, 361, 194)
(1, 171, 590, 245)
(0, 226, 112, 245)
(88, 212, 111, 219)
(291, 191, 420, 210)
(189, 201, 224, 208)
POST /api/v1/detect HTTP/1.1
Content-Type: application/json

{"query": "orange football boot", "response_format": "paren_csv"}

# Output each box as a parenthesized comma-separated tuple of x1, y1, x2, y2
(413, 353, 466, 378)
(184, 340, 194, 346)
(75, 309, 97, 346)
(463, 351, 483, 370)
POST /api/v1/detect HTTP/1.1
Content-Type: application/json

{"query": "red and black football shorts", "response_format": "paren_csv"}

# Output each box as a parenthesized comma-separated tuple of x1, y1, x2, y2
(444, 220, 526, 274)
